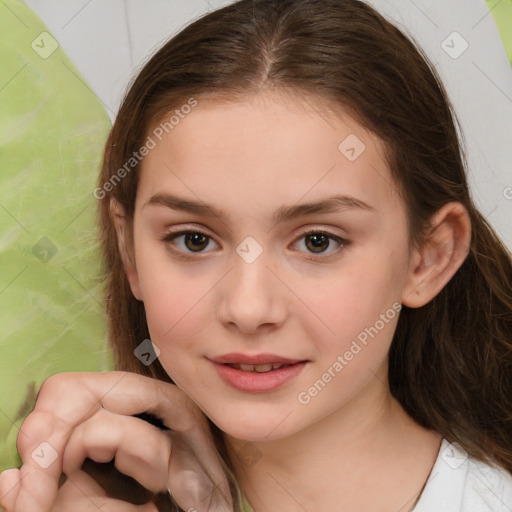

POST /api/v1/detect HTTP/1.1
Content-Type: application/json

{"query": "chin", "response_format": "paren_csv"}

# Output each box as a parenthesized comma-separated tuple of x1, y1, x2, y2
(205, 405, 300, 442)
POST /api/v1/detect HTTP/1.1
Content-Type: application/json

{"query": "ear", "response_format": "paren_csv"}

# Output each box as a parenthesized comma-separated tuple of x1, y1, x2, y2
(402, 202, 471, 308)
(110, 199, 143, 301)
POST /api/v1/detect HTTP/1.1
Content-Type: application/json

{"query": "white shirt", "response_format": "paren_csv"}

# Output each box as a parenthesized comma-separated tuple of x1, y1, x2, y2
(414, 438, 512, 511)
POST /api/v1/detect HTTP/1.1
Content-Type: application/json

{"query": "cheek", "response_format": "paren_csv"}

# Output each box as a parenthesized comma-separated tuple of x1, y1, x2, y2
(142, 280, 207, 384)
(293, 264, 402, 416)
(298, 251, 405, 353)
(132, 241, 202, 349)
(142, 277, 205, 350)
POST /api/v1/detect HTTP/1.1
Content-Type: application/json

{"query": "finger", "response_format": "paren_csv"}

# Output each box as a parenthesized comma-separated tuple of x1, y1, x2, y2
(0, 468, 21, 511)
(14, 378, 103, 512)
(144, 391, 234, 512)
(14, 371, 223, 512)
(167, 431, 233, 512)
(13, 372, 170, 511)
(63, 409, 171, 493)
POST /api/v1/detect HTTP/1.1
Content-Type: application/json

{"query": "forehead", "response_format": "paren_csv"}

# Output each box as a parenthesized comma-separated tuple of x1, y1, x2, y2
(136, 90, 400, 218)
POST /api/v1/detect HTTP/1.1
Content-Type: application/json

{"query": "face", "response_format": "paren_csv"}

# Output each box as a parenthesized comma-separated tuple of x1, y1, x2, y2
(124, 90, 415, 441)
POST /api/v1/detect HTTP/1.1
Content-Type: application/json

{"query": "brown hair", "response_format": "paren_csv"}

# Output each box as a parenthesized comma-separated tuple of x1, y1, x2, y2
(96, 0, 512, 509)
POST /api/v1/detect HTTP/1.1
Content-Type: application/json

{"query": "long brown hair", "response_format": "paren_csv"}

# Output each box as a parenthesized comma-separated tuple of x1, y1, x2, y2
(96, 0, 512, 509)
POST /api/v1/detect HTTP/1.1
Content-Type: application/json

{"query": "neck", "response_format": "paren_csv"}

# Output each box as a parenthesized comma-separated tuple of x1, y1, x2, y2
(223, 362, 442, 512)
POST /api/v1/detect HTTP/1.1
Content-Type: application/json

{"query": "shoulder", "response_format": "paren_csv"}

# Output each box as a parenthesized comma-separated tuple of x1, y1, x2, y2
(414, 439, 512, 512)
(462, 452, 512, 511)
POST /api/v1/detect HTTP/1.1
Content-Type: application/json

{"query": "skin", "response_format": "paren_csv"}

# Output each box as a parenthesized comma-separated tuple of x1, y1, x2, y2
(0, 89, 471, 512)
(114, 89, 470, 511)
(0, 373, 234, 512)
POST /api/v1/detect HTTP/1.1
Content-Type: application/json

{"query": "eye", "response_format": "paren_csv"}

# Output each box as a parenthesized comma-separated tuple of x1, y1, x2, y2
(162, 229, 218, 256)
(161, 227, 347, 259)
(293, 229, 347, 257)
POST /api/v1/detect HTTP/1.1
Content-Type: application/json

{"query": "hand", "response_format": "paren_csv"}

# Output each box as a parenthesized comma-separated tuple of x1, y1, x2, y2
(47, 465, 160, 512)
(0, 371, 233, 512)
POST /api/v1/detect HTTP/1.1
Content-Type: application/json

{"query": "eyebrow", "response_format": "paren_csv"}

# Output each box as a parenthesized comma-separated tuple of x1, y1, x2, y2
(143, 193, 375, 224)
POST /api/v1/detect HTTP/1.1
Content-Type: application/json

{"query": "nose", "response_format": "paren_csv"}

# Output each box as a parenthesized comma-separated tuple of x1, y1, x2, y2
(216, 249, 288, 335)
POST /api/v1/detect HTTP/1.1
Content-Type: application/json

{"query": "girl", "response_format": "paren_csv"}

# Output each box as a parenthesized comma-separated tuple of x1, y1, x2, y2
(1, 0, 512, 511)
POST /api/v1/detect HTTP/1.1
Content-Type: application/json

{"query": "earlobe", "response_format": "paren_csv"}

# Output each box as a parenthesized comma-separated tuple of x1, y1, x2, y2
(109, 199, 143, 301)
(402, 202, 471, 308)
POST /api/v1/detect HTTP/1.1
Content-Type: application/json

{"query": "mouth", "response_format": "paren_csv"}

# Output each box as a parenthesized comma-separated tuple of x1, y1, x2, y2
(209, 354, 309, 392)
(210, 353, 306, 366)
(224, 362, 294, 373)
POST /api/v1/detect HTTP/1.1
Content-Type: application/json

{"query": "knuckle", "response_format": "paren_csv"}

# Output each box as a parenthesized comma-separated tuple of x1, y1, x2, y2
(16, 410, 55, 456)
(38, 373, 74, 399)
(77, 411, 113, 450)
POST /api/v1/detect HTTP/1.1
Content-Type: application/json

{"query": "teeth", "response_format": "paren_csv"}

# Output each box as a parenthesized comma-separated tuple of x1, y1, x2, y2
(232, 363, 287, 372)
(255, 364, 275, 372)
(238, 363, 255, 372)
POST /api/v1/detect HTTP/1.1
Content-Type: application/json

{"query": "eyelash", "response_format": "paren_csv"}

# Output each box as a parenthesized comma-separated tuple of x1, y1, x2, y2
(161, 227, 348, 261)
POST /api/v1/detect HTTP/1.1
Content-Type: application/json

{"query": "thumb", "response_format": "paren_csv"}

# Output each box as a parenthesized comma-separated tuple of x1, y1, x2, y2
(167, 432, 233, 512)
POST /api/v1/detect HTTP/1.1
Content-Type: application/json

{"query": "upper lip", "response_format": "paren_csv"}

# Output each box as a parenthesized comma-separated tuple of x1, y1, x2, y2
(209, 353, 306, 365)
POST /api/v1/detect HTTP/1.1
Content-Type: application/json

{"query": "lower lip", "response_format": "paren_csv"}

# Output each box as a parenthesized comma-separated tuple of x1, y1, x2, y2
(210, 361, 307, 392)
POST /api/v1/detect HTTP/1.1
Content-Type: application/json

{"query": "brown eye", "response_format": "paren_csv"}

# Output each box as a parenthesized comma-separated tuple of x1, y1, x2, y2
(294, 230, 346, 256)
(305, 233, 330, 253)
(162, 230, 218, 254)
(183, 232, 209, 252)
